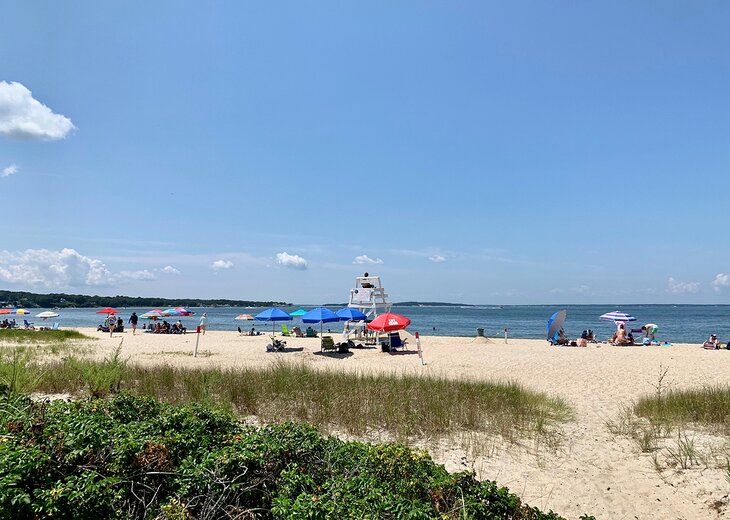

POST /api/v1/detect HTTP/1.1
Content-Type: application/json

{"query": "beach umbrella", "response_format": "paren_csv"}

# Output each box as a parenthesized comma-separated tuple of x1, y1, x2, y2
(336, 308, 367, 321)
(235, 314, 255, 320)
(161, 308, 183, 317)
(0, 309, 10, 315)
(170, 307, 194, 316)
(141, 310, 164, 320)
(367, 313, 411, 333)
(254, 307, 293, 335)
(547, 310, 567, 341)
(11, 309, 30, 315)
(599, 311, 636, 324)
(302, 307, 340, 336)
(36, 311, 60, 320)
(290, 309, 308, 317)
(96, 308, 120, 315)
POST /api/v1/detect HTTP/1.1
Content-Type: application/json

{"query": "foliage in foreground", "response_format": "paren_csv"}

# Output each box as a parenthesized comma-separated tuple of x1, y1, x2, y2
(0, 392, 594, 519)
(634, 385, 730, 432)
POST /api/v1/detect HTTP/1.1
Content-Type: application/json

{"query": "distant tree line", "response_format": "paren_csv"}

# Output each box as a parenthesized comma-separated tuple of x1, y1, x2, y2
(0, 289, 289, 309)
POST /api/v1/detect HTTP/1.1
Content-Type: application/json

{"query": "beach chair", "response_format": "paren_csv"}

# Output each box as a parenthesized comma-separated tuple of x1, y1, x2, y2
(292, 326, 304, 337)
(305, 327, 317, 338)
(383, 332, 407, 351)
(23, 320, 35, 330)
(267, 337, 286, 352)
(51, 322, 59, 331)
(281, 325, 291, 336)
(321, 335, 337, 352)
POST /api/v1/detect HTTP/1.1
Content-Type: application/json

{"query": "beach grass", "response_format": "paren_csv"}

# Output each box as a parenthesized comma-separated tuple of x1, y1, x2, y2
(634, 386, 730, 432)
(0, 328, 91, 343)
(1, 350, 570, 445)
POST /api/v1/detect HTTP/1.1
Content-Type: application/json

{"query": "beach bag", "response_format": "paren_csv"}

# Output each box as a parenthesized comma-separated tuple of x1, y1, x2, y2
(642, 338, 651, 346)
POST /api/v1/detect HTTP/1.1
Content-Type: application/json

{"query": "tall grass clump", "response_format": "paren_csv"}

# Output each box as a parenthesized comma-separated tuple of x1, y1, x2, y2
(0, 354, 569, 444)
(0, 329, 91, 343)
(634, 386, 730, 433)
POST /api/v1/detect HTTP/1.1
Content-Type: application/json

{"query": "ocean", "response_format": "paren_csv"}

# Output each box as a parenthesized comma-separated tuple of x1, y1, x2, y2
(11, 304, 729, 344)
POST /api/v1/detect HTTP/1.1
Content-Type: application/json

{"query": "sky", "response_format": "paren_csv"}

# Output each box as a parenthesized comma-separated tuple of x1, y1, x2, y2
(1, 1, 729, 305)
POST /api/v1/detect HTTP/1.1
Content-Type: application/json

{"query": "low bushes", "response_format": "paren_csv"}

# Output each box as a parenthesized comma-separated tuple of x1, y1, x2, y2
(0, 392, 593, 519)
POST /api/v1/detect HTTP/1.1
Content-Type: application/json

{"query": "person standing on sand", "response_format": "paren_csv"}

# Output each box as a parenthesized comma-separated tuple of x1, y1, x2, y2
(199, 312, 207, 334)
(129, 312, 138, 335)
(641, 323, 658, 340)
(107, 313, 116, 338)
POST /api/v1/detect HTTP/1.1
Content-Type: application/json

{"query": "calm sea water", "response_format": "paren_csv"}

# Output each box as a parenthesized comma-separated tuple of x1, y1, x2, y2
(13, 304, 729, 344)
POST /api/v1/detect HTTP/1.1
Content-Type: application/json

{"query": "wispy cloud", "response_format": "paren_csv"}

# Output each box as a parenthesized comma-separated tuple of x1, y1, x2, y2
(667, 277, 700, 294)
(160, 265, 180, 275)
(353, 254, 383, 265)
(276, 252, 308, 270)
(210, 259, 234, 270)
(428, 255, 446, 263)
(0, 81, 75, 140)
(119, 270, 155, 281)
(712, 273, 730, 292)
(1, 164, 18, 177)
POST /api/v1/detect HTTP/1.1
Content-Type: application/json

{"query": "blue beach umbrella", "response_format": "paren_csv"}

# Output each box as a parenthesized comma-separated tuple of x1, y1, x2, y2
(335, 308, 367, 321)
(547, 310, 567, 342)
(302, 307, 340, 335)
(255, 307, 293, 335)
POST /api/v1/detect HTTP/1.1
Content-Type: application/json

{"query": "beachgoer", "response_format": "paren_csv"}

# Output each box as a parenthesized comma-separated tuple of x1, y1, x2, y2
(703, 334, 721, 349)
(106, 313, 116, 338)
(641, 323, 658, 340)
(129, 312, 138, 335)
(613, 323, 630, 345)
(557, 329, 569, 345)
(361, 272, 374, 288)
(199, 312, 207, 334)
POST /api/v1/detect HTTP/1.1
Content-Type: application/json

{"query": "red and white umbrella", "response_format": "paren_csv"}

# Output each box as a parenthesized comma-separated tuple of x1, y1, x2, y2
(96, 308, 120, 315)
(367, 313, 411, 332)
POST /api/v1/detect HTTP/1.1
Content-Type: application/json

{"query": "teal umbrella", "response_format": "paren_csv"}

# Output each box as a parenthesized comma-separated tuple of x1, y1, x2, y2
(290, 309, 308, 316)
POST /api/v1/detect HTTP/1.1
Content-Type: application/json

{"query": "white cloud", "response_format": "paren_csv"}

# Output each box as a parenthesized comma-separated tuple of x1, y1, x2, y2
(1, 164, 18, 177)
(353, 254, 384, 265)
(712, 273, 730, 292)
(276, 252, 308, 270)
(0, 81, 75, 140)
(428, 255, 446, 263)
(0, 248, 158, 288)
(119, 270, 156, 281)
(211, 259, 234, 270)
(667, 277, 700, 294)
(160, 265, 181, 274)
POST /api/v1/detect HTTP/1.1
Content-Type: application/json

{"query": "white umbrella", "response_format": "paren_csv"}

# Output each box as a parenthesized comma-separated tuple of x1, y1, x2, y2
(599, 311, 636, 324)
(36, 311, 60, 320)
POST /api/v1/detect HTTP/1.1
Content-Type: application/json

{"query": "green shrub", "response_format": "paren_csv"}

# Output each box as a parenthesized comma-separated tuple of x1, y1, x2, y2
(0, 392, 593, 519)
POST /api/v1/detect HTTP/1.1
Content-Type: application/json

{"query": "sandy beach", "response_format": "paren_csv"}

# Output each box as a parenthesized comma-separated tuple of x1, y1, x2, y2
(74, 327, 730, 519)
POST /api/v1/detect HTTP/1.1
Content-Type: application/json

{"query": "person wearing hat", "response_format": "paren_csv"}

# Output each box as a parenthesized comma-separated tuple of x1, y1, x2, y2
(199, 312, 208, 334)
(703, 334, 721, 349)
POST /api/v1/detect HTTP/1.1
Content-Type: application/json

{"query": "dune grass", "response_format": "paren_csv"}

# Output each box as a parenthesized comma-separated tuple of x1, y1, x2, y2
(0, 348, 570, 445)
(0, 328, 91, 343)
(634, 386, 730, 432)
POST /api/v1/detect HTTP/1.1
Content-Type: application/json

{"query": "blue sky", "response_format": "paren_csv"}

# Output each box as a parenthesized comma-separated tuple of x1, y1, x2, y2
(1, 1, 729, 304)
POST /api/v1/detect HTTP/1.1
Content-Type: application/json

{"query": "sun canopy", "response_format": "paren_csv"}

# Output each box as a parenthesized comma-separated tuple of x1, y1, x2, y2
(335, 308, 367, 321)
(302, 307, 340, 324)
(367, 313, 411, 333)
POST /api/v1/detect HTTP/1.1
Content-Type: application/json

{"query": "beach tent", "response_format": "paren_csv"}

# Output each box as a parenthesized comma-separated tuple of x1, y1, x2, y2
(254, 307, 293, 336)
(547, 310, 566, 342)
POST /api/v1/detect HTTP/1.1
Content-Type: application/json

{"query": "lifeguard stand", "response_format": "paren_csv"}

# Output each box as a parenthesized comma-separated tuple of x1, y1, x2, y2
(347, 275, 392, 320)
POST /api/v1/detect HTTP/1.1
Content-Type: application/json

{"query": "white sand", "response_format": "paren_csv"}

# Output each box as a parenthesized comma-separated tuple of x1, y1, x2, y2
(74, 328, 730, 519)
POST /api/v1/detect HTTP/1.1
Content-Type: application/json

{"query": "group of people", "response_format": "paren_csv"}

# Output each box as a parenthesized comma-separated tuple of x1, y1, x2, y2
(609, 323, 661, 346)
(0, 319, 18, 329)
(144, 320, 187, 334)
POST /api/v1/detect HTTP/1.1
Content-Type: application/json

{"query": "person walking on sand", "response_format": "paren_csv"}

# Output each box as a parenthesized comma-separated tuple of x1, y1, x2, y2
(129, 312, 138, 335)
(641, 323, 658, 340)
(107, 313, 116, 338)
(199, 312, 207, 334)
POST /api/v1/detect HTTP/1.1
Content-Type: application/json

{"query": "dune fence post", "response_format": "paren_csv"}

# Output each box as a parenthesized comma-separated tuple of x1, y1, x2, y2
(416, 331, 424, 365)
(193, 325, 201, 357)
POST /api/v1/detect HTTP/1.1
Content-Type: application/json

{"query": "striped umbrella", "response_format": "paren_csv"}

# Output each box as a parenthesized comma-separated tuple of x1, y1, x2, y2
(235, 314, 255, 320)
(11, 309, 30, 315)
(599, 311, 636, 323)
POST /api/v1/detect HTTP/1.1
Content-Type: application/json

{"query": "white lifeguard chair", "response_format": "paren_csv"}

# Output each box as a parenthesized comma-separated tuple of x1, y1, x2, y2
(348, 275, 392, 319)
(343, 275, 392, 343)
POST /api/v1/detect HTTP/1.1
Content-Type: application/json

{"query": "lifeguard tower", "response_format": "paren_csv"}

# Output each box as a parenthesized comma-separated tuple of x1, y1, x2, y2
(347, 274, 392, 319)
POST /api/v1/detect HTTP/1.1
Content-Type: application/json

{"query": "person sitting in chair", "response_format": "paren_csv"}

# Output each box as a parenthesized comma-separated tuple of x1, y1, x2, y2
(703, 334, 722, 349)
(360, 272, 374, 288)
